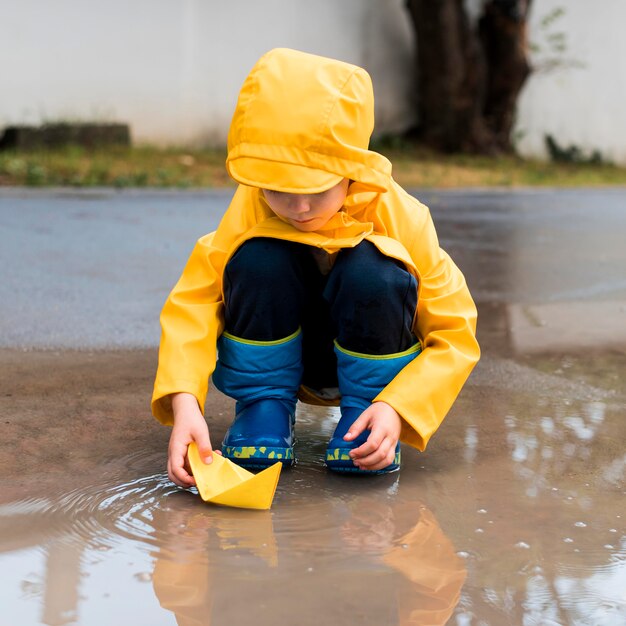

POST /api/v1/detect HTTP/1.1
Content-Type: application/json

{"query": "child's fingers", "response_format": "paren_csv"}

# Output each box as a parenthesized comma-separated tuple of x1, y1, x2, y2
(192, 426, 214, 464)
(168, 455, 196, 487)
(358, 450, 397, 471)
(343, 409, 372, 441)
(353, 436, 395, 470)
(349, 426, 384, 460)
(169, 439, 196, 486)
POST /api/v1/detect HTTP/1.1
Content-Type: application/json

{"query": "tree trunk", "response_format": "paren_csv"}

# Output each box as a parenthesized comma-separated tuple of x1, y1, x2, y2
(405, 0, 532, 154)
(479, 0, 533, 151)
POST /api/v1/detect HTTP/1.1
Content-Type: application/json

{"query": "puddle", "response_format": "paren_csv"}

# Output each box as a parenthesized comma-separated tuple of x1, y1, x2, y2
(1, 349, 625, 625)
(0, 446, 465, 626)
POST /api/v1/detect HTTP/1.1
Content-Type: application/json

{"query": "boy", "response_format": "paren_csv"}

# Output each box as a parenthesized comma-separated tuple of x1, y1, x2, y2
(152, 48, 480, 486)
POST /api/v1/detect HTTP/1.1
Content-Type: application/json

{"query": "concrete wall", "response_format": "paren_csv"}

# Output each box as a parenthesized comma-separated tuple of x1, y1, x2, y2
(1, 0, 624, 162)
(0, 0, 414, 147)
(516, 0, 626, 163)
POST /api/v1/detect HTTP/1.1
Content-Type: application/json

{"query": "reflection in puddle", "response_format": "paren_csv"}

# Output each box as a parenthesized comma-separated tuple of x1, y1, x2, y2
(2, 383, 625, 626)
(0, 447, 465, 625)
(152, 492, 465, 625)
(449, 374, 626, 625)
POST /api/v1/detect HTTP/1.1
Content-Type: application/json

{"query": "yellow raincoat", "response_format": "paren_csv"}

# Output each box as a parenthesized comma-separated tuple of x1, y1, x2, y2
(152, 48, 479, 451)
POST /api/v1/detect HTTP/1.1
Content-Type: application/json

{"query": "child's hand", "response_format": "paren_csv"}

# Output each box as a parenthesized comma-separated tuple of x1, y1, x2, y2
(343, 401, 402, 471)
(168, 392, 221, 488)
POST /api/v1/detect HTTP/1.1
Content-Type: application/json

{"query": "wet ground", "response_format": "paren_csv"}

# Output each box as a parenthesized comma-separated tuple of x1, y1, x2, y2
(1, 188, 625, 625)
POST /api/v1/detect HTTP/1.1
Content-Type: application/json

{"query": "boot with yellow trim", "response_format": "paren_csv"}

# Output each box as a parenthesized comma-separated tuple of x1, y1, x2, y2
(326, 341, 421, 474)
(212, 329, 303, 469)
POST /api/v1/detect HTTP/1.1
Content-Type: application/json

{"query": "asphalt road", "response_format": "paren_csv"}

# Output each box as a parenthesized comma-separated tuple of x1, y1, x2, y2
(1, 186, 625, 349)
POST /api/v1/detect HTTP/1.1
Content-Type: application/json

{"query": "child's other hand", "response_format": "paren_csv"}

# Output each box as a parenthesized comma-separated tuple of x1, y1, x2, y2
(168, 392, 221, 488)
(343, 401, 402, 471)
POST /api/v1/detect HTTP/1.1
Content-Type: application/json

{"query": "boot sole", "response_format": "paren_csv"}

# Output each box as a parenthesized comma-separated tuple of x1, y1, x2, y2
(223, 445, 294, 468)
(325, 449, 401, 474)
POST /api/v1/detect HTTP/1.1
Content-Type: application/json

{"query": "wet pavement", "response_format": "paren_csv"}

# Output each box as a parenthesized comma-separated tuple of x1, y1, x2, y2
(1, 188, 625, 625)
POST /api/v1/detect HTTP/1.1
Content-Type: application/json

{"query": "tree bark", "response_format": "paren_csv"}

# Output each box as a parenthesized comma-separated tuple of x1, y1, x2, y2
(479, 0, 533, 151)
(405, 0, 532, 154)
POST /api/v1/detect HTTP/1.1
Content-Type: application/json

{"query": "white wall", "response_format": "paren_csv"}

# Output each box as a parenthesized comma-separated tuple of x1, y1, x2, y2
(1, 0, 624, 162)
(0, 0, 414, 147)
(516, 0, 626, 163)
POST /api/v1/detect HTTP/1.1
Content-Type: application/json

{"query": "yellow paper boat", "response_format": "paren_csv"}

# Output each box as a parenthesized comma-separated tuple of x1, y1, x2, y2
(187, 443, 282, 510)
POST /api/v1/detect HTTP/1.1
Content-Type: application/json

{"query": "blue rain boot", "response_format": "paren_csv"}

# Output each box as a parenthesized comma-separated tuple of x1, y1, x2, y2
(326, 341, 421, 474)
(212, 329, 302, 469)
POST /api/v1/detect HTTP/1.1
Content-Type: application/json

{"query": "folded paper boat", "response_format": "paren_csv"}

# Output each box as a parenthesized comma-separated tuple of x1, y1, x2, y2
(187, 443, 282, 510)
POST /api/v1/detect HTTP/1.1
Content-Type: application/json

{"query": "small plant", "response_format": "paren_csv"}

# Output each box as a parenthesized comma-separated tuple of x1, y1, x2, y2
(530, 6, 584, 73)
(545, 134, 606, 165)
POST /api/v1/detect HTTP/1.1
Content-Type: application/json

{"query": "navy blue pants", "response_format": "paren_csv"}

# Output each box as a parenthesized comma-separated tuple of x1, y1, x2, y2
(223, 238, 417, 389)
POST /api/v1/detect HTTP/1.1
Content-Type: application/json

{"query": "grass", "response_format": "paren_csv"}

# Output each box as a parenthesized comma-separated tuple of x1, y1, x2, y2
(1, 144, 626, 189)
(386, 148, 626, 188)
(0, 146, 231, 189)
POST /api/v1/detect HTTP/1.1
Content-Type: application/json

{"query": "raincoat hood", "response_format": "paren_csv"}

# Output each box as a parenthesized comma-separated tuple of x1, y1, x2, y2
(226, 48, 392, 193)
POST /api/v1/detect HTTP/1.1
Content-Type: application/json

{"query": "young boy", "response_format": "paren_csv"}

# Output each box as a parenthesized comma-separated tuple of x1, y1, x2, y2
(152, 48, 480, 487)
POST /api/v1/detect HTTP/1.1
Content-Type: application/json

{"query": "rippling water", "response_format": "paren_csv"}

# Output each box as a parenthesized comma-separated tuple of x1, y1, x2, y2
(0, 441, 467, 625)
(2, 387, 625, 626)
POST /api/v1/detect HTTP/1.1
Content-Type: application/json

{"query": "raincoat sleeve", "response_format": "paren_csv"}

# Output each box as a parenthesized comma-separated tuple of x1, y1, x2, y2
(151, 186, 262, 425)
(151, 233, 226, 425)
(375, 206, 480, 451)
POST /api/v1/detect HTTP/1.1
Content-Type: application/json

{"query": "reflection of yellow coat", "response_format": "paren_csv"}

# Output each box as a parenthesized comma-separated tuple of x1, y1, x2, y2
(152, 497, 466, 626)
(152, 48, 480, 451)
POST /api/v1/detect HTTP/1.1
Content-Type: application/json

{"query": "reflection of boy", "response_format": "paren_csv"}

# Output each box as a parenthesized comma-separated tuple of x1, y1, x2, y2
(151, 496, 466, 626)
(151, 48, 480, 484)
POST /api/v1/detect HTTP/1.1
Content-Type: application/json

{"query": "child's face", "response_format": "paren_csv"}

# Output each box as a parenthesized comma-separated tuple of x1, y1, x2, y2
(262, 178, 350, 232)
